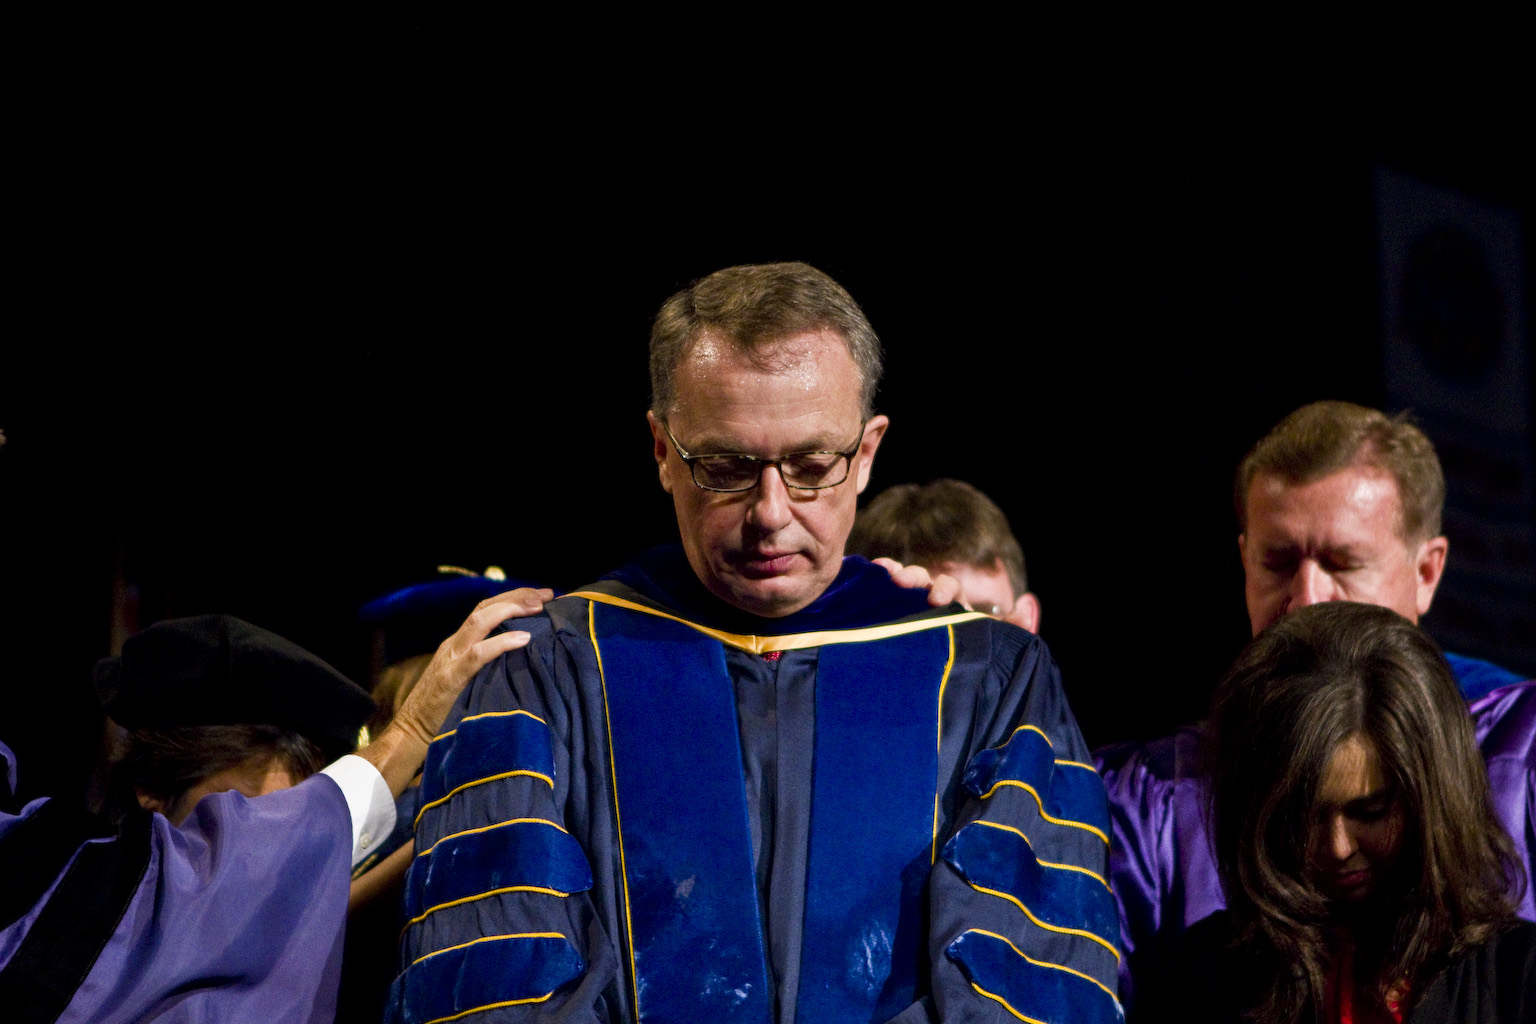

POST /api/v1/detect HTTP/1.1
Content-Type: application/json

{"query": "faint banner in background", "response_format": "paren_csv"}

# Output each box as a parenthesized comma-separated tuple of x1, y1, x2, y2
(1377, 164, 1534, 675)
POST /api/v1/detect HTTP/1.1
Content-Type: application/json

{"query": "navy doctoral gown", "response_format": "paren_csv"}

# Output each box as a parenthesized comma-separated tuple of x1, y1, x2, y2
(390, 548, 1122, 1024)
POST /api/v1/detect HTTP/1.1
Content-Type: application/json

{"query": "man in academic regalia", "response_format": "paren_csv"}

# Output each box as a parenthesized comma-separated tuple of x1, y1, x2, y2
(390, 263, 1121, 1024)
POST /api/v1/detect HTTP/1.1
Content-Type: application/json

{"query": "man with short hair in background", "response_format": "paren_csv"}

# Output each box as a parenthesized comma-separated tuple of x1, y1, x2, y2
(849, 477, 1041, 633)
(1097, 400, 1536, 1015)
(390, 263, 1120, 1024)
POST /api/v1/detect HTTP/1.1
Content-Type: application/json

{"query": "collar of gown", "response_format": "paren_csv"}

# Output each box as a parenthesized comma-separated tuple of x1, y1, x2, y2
(600, 545, 936, 637)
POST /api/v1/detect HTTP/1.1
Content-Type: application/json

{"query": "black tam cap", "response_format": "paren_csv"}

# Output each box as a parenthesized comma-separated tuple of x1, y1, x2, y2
(94, 614, 375, 761)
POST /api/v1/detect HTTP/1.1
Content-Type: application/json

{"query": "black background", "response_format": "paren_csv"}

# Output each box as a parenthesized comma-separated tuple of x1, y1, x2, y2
(4, 39, 1532, 802)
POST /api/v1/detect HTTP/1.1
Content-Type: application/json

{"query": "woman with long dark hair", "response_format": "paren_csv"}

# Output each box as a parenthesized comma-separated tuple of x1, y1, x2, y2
(1148, 601, 1533, 1023)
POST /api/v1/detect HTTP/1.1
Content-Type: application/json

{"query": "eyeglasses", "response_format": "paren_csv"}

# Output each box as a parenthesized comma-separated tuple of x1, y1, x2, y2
(662, 419, 867, 493)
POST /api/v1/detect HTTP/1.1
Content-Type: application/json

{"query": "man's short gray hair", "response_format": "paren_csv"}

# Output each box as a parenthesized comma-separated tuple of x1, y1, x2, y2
(649, 262, 883, 418)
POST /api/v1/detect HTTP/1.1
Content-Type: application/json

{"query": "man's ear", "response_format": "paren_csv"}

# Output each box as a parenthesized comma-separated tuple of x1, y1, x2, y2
(135, 787, 167, 815)
(1414, 535, 1449, 618)
(646, 411, 674, 495)
(1008, 592, 1042, 634)
(853, 415, 890, 494)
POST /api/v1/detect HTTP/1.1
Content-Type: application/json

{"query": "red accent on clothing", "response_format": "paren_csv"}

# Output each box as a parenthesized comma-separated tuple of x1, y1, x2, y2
(1325, 939, 1405, 1024)
(761, 651, 783, 662)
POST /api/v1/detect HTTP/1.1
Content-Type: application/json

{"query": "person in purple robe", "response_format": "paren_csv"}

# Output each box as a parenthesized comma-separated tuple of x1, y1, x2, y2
(96, 615, 375, 828)
(1095, 400, 1536, 1016)
(0, 590, 549, 1024)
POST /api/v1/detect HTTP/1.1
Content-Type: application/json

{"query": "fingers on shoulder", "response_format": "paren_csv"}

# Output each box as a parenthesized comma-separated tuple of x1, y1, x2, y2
(472, 586, 554, 618)
(458, 588, 552, 639)
(929, 574, 961, 606)
(475, 630, 533, 660)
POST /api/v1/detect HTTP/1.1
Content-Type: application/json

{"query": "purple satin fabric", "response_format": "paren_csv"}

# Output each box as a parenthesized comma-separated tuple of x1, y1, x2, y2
(1471, 680, 1536, 921)
(1096, 676, 1536, 1012)
(0, 773, 352, 1023)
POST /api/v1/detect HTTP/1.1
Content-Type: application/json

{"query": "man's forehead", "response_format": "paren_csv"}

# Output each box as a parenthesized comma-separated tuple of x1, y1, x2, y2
(1246, 467, 1408, 542)
(669, 330, 864, 441)
(678, 329, 842, 381)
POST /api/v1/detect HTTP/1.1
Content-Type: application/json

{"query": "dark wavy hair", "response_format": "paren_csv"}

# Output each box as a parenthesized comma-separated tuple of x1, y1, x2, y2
(1206, 602, 1521, 1023)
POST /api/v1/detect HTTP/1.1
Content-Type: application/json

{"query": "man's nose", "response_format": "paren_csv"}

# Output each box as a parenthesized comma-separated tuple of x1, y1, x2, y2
(747, 465, 793, 532)
(1288, 560, 1338, 609)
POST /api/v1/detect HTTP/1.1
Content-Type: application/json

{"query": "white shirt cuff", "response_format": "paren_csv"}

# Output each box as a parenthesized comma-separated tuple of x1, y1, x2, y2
(321, 754, 396, 868)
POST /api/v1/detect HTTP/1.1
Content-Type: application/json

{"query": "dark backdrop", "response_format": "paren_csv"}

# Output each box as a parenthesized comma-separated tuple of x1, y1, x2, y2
(5, 92, 1532, 803)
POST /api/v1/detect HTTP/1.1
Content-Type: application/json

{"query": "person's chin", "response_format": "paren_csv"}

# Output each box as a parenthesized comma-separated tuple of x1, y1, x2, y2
(720, 570, 813, 618)
(1322, 869, 1375, 903)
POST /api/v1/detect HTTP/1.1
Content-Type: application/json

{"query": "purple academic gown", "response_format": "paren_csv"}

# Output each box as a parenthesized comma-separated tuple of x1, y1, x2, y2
(0, 743, 353, 1024)
(1095, 661, 1536, 1016)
